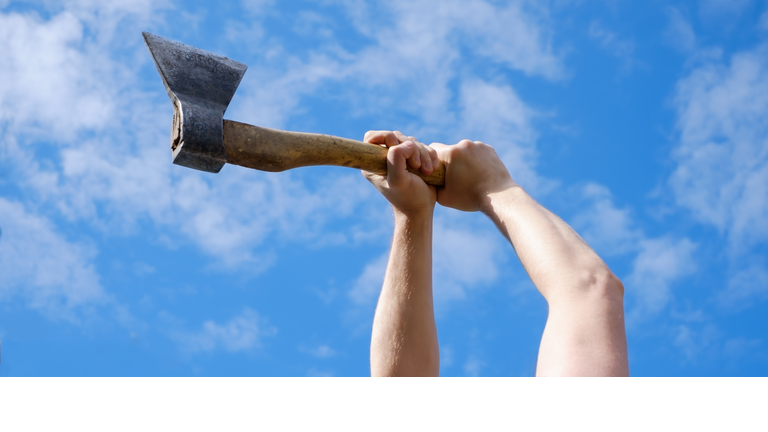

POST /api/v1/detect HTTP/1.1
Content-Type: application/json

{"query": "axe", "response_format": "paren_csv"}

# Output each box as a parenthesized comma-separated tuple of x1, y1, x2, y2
(142, 32, 445, 185)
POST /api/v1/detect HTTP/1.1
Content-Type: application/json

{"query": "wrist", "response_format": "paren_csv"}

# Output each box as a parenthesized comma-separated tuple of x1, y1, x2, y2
(479, 182, 523, 216)
(393, 205, 435, 225)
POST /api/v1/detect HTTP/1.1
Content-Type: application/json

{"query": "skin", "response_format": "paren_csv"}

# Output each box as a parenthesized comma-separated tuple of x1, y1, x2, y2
(364, 132, 629, 377)
(363, 131, 440, 377)
(431, 139, 629, 376)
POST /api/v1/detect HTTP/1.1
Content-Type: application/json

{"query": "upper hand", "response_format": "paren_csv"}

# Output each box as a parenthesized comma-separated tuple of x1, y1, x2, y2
(362, 131, 438, 218)
(431, 139, 517, 213)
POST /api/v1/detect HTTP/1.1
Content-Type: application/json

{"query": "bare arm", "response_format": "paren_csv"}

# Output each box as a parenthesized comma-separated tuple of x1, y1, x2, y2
(364, 131, 440, 377)
(433, 140, 628, 376)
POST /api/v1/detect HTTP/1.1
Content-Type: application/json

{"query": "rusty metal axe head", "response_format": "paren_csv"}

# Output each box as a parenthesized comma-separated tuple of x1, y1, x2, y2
(143, 32, 247, 173)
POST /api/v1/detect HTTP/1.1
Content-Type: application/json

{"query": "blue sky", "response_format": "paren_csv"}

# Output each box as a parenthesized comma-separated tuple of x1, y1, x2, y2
(0, 0, 767, 376)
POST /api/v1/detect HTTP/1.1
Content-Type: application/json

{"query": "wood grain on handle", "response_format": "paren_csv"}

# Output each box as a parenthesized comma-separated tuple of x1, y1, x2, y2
(222, 120, 445, 186)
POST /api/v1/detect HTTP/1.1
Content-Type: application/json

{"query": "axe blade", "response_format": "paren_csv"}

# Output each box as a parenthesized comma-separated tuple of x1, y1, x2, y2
(142, 32, 248, 173)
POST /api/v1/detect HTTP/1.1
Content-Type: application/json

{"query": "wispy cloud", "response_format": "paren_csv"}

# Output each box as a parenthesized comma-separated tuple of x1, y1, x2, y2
(463, 354, 485, 377)
(761, 8, 768, 31)
(670, 44, 768, 251)
(432, 217, 505, 304)
(175, 308, 276, 353)
(456, 79, 555, 194)
(300, 344, 336, 359)
(626, 237, 697, 320)
(719, 262, 768, 312)
(699, 0, 753, 20)
(571, 183, 643, 257)
(348, 213, 507, 309)
(664, 8, 697, 54)
(672, 322, 765, 368)
(349, 252, 388, 305)
(588, 20, 636, 71)
(0, 197, 106, 321)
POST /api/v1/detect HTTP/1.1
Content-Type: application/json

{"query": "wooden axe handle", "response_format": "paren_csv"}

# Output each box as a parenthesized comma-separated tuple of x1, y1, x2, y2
(222, 120, 445, 186)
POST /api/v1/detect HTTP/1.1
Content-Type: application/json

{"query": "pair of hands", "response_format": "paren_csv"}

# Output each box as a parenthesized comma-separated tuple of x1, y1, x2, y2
(362, 130, 517, 218)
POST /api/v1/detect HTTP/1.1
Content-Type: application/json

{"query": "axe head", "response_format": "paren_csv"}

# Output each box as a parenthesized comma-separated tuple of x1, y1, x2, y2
(143, 32, 248, 173)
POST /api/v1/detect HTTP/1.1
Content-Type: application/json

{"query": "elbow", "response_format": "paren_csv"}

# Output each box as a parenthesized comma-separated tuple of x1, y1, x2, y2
(587, 264, 624, 300)
(571, 261, 624, 301)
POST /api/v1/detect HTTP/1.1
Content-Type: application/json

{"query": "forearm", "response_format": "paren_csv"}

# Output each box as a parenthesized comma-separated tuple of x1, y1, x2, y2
(483, 185, 623, 303)
(485, 185, 627, 376)
(431, 139, 626, 375)
(370, 210, 439, 377)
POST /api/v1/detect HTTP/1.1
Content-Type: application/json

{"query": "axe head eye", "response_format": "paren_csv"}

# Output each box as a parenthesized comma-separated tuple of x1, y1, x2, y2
(143, 32, 248, 173)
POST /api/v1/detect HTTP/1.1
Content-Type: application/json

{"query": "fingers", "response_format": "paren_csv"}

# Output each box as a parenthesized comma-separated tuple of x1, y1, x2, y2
(393, 131, 409, 143)
(387, 140, 417, 186)
(425, 144, 436, 173)
(364, 130, 400, 148)
(398, 138, 436, 174)
(405, 140, 423, 171)
(363, 130, 437, 175)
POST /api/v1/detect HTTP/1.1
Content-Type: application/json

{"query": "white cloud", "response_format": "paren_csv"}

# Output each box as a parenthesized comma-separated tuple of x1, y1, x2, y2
(0, 4, 392, 271)
(0, 11, 378, 268)
(0, 197, 106, 320)
(232, 0, 564, 134)
(571, 183, 642, 257)
(626, 237, 697, 319)
(348, 213, 506, 308)
(231, 53, 344, 130)
(0, 10, 114, 139)
(0, 0, 164, 137)
(452, 0, 564, 79)
(670, 44, 768, 250)
(349, 252, 388, 305)
(433, 217, 504, 303)
(348, 217, 502, 318)
(347, 208, 507, 310)
(342, 0, 563, 80)
(457, 79, 552, 194)
(176, 308, 275, 353)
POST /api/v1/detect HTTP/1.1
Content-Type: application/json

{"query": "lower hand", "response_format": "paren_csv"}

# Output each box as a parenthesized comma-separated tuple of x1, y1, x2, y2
(362, 131, 438, 218)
